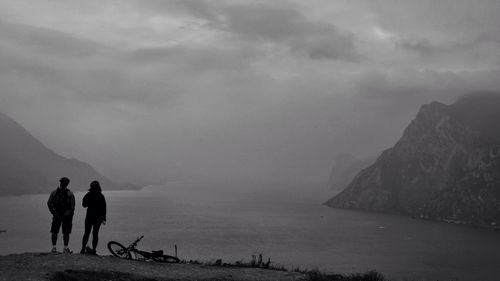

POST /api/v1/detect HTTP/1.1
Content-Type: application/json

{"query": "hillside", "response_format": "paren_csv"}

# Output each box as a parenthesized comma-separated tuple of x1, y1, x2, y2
(0, 112, 136, 195)
(326, 92, 500, 225)
(328, 154, 374, 190)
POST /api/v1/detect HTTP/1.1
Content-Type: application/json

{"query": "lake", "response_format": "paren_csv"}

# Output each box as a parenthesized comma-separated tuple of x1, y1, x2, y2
(1, 181, 499, 281)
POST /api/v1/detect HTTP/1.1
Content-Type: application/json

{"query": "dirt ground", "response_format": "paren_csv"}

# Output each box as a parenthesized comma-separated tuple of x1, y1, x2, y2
(0, 253, 306, 281)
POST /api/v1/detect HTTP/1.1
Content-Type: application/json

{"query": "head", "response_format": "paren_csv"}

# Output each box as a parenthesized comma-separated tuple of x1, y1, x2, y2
(59, 177, 70, 188)
(89, 180, 102, 193)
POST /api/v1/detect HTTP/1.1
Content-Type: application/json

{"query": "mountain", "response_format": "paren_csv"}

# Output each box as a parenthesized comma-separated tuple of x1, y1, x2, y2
(328, 154, 374, 190)
(326, 92, 500, 226)
(0, 112, 136, 196)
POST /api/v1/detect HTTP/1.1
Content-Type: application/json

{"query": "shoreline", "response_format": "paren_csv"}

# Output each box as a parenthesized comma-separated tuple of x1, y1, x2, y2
(326, 205, 500, 232)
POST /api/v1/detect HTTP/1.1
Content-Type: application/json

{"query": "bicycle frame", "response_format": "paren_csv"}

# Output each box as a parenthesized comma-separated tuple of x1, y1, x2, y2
(127, 235, 144, 251)
(130, 248, 159, 261)
(108, 234, 180, 263)
(125, 235, 150, 260)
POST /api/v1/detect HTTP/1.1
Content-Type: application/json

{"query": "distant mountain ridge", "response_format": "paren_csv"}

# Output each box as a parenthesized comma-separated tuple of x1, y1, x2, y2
(0, 111, 136, 195)
(326, 92, 500, 226)
(328, 154, 374, 190)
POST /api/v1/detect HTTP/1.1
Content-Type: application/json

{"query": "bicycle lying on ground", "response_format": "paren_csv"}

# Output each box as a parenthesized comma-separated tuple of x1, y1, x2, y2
(107, 235, 180, 263)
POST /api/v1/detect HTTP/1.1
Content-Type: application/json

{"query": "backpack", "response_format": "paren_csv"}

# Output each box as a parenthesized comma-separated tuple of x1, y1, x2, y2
(53, 188, 71, 213)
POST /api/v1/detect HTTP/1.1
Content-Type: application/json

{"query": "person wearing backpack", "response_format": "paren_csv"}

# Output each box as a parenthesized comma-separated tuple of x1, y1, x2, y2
(47, 177, 75, 253)
(80, 180, 106, 255)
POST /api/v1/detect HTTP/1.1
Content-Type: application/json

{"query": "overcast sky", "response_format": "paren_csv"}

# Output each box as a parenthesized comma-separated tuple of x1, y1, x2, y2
(1, 0, 499, 184)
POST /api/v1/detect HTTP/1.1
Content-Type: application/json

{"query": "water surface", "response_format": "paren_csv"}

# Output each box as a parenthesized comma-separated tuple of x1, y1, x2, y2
(1, 181, 499, 281)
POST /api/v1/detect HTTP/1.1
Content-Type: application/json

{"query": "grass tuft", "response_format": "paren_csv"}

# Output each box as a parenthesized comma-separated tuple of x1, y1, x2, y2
(183, 253, 287, 271)
(183, 254, 387, 281)
(306, 269, 386, 281)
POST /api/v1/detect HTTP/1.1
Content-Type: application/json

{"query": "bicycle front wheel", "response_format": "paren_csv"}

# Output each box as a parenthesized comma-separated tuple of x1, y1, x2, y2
(152, 254, 180, 263)
(107, 241, 131, 259)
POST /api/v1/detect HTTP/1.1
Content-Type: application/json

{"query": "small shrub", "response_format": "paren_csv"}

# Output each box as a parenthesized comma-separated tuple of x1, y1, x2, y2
(183, 254, 287, 271)
(306, 269, 386, 281)
(182, 254, 387, 281)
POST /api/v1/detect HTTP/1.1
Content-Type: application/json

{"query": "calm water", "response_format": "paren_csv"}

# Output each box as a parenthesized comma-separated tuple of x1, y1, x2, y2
(1, 181, 499, 281)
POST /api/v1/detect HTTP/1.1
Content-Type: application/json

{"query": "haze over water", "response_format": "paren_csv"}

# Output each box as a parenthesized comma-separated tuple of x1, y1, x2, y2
(1, 181, 499, 281)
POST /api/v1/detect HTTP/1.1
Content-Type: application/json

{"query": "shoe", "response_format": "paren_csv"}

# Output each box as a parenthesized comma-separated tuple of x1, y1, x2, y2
(51, 247, 57, 253)
(63, 248, 72, 254)
(80, 248, 85, 254)
(85, 246, 96, 255)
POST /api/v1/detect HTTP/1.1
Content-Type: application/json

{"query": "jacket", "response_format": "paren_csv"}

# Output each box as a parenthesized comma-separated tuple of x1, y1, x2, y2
(47, 187, 75, 217)
(82, 190, 107, 222)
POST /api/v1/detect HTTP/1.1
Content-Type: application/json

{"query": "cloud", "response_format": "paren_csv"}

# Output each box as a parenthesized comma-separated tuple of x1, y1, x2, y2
(366, 0, 500, 68)
(0, 20, 108, 58)
(222, 3, 362, 61)
(368, 0, 500, 38)
(0, 20, 180, 108)
(354, 67, 500, 109)
(133, 0, 218, 22)
(395, 37, 437, 56)
(393, 34, 499, 70)
(1, 0, 500, 184)
(0, 17, 349, 182)
(132, 1, 362, 62)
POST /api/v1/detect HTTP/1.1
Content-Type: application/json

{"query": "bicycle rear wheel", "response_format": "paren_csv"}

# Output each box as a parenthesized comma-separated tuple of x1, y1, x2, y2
(107, 241, 131, 259)
(152, 254, 180, 263)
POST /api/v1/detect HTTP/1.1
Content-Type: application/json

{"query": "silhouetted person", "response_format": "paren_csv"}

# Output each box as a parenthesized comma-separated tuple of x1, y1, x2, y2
(81, 180, 107, 255)
(47, 177, 75, 253)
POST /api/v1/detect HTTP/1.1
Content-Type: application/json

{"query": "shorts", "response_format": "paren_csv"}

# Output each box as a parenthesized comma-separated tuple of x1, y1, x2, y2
(51, 215, 73, 234)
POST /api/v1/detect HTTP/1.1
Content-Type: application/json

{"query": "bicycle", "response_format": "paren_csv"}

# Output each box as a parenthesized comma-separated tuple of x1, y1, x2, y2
(107, 235, 180, 263)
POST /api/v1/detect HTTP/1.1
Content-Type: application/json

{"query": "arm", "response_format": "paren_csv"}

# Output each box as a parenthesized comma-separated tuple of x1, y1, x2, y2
(101, 194, 107, 222)
(82, 193, 89, 208)
(64, 191, 75, 217)
(47, 191, 55, 215)
(70, 192, 75, 215)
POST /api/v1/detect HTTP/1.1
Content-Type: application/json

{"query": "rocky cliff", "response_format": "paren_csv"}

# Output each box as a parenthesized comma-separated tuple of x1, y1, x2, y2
(0, 112, 136, 195)
(328, 154, 374, 190)
(326, 92, 500, 225)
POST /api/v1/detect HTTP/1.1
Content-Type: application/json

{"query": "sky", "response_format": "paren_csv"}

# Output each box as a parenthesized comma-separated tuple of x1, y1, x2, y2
(1, 0, 500, 184)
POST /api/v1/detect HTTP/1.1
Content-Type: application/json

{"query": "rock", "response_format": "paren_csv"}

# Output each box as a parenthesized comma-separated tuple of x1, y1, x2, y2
(328, 154, 374, 190)
(325, 92, 500, 226)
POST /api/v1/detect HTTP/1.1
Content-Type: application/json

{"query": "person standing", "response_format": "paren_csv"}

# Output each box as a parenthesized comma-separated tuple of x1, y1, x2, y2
(80, 180, 107, 255)
(47, 177, 75, 253)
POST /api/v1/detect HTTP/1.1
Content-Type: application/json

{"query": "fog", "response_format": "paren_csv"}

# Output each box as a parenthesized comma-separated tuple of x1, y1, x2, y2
(1, 0, 500, 185)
